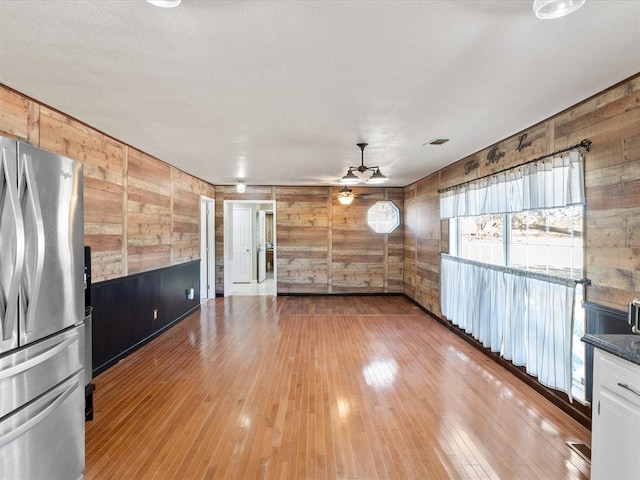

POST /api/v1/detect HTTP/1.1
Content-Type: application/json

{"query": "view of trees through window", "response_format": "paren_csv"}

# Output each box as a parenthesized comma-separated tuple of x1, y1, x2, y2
(511, 206, 583, 278)
(458, 214, 504, 265)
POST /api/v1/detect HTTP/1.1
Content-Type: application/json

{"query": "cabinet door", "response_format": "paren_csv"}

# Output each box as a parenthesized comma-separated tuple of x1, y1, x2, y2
(592, 349, 640, 479)
(592, 387, 640, 479)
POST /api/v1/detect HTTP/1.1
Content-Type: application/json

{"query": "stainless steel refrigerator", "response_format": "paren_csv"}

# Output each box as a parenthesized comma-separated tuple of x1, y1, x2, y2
(0, 136, 85, 479)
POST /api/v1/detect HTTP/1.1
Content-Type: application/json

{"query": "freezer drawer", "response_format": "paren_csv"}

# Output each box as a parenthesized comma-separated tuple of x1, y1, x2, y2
(0, 371, 84, 480)
(0, 325, 84, 418)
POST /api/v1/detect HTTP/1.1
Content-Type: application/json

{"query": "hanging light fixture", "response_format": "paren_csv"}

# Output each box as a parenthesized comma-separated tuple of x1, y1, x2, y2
(146, 0, 182, 7)
(533, 0, 585, 19)
(337, 186, 355, 205)
(340, 143, 389, 185)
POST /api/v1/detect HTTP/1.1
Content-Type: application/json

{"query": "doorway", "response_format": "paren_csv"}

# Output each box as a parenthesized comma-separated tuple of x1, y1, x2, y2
(200, 196, 215, 301)
(223, 200, 276, 297)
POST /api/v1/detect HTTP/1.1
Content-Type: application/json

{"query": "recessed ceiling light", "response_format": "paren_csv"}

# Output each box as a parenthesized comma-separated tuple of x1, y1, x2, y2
(146, 0, 181, 7)
(423, 138, 450, 146)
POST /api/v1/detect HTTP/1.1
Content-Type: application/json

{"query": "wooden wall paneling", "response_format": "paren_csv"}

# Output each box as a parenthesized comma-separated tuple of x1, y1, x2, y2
(169, 167, 174, 265)
(122, 147, 129, 276)
(209, 185, 403, 296)
(171, 167, 201, 264)
(0, 87, 29, 139)
(1, 83, 215, 285)
(213, 189, 227, 295)
(39, 107, 127, 282)
(330, 187, 403, 294)
(478, 123, 549, 177)
(414, 174, 441, 315)
(403, 183, 417, 299)
(554, 77, 640, 140)
(439, 152, 479, 190)
(127, 149, 172, 274)
(438, 123, 549, 191)
(553, 77, 640, 310)
(332, 188, 385, 292)
(27, 101, 40, 145)
(276, 187, 330, 294)
(386, 188, 404, 292)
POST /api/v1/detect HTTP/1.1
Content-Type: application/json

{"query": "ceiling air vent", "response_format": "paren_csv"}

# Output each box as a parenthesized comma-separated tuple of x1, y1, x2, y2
(423, 138, 450, 146)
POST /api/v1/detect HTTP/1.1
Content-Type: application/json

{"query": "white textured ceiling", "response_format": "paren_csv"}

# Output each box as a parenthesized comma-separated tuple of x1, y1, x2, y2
(0, 0, 639, 187)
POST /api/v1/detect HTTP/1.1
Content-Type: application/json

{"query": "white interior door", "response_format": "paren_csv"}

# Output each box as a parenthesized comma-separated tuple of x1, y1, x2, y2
(257, 210, 266, 283)
(233, 207, 252, 283)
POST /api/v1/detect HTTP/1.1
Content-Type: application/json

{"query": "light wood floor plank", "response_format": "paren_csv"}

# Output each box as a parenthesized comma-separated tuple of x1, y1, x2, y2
(85, 296, 590, 479)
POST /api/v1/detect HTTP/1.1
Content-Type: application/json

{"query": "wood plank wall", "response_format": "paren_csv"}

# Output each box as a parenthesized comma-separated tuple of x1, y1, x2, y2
(404, 73, 640, 313)
(214, 185, 404, 295)
(0, 82, 404, 296)
(7, 71, 637, 307)
(0, 84, 215, 283)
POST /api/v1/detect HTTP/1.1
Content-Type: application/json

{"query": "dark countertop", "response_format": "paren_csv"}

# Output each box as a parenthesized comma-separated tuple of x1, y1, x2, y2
(582, 334, 640, 366)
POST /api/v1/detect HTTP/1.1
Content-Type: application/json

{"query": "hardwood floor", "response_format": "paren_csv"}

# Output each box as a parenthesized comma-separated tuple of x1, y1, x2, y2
(85, 296, 590, 479)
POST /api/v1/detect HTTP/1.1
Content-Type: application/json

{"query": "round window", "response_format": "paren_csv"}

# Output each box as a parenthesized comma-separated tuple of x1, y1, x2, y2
(367, 200, 400, 234)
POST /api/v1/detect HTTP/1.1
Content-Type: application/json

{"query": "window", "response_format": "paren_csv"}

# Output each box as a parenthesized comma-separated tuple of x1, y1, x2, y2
(440, 148, 588, 400)
(510, 206, 583, 278)
(452, 206, 583, 277)
(450, 205, 586, 399)
(457, 214, 505, 266)
(367, 201, 400, 233)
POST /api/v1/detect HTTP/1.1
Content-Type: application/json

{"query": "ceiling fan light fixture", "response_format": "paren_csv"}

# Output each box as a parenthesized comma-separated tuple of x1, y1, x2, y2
(146, 0, 182, 7)
(533, 0, 585, 19)
(337, 186, 355, 205)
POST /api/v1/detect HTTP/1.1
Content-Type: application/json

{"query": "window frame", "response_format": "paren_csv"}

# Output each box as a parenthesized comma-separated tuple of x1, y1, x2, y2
(450, 205, 585, 279)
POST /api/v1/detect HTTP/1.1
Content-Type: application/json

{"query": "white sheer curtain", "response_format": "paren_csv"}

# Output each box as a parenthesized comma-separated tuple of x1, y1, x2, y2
(441, 255, 576, 399)
(439, 149, 585, 400)
(440, 151, 584, 218)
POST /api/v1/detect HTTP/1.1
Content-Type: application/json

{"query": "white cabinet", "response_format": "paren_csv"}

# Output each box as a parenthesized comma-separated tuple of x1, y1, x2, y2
(591, 348, 640, 479)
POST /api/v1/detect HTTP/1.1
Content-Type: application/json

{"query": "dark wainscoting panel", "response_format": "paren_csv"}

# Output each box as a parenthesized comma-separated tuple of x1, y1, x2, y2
(91, 260, 201, 377)
(583, 301, 630, 402)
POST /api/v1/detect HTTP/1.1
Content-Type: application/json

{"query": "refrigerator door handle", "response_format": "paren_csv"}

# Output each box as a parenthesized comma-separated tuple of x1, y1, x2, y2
(0, 148, 24, 341)
(18, 153, 45, 334)
(0, 376, 78, 448)
(0, 333, 77, 382)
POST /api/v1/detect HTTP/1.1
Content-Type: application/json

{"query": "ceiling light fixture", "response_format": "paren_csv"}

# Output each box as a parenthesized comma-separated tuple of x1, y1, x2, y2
(146, 0, 182, 8)
(337, 186, 355, 205)
(340, 143, 389, 185)
(236, 180, 246, 193)
(533, 0, 585, 19)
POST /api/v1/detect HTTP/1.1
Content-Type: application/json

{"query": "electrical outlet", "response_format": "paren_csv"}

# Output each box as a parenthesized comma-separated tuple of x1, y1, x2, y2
(153, 309, 158, 320)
